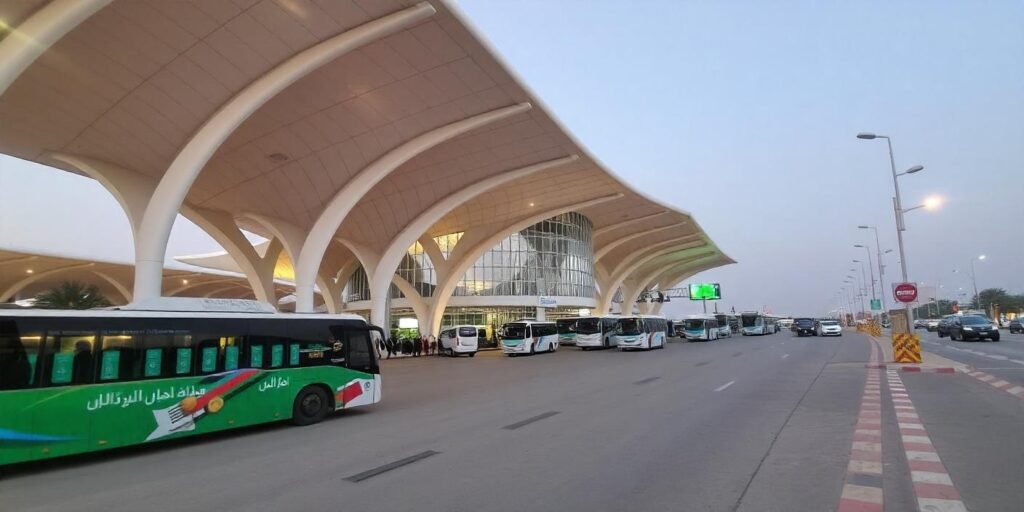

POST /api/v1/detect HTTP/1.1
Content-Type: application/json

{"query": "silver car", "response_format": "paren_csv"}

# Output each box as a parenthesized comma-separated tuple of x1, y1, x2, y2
(817, 320, 842, 336)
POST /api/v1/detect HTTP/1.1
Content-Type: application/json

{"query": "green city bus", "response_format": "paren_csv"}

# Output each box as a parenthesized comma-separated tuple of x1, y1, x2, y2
(0, 299, 383, 466)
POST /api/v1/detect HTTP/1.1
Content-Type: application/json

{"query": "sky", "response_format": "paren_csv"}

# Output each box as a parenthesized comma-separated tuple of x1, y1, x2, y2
(1, 0, 1022, 317)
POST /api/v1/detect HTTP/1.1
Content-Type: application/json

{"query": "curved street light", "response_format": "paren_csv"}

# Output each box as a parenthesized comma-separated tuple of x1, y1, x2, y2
(857, 132, 926, 330)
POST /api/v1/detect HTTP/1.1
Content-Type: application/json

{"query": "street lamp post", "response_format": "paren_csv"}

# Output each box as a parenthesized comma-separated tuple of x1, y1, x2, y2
(971, 255, 985, 311)
(857, 225, 887, 314)
(854, 251, 876, 314)
(857, 133, 924, 332)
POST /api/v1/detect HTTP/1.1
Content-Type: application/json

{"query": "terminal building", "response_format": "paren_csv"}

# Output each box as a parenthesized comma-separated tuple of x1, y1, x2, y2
(0, 0, 734, 336)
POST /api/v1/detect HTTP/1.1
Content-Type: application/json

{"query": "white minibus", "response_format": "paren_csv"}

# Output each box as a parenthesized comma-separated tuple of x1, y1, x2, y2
(613, 315, 668, 351)
(501, 320, 558, 356)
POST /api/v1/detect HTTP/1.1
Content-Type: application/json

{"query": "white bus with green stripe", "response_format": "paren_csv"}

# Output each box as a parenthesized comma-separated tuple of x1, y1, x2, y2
(501, 320, 558, 356)
(612, 315, 668, 351)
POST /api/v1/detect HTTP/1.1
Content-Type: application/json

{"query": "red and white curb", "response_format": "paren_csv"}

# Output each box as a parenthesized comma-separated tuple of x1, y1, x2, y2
(964, 369, 1024, 400)
(887, 368, 969, 512)
(837, 340, 884, 511)
(901, 366, 956, 374)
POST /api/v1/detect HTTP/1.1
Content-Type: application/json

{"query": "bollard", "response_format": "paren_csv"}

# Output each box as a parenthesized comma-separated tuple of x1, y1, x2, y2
(892, 333, 921, 363)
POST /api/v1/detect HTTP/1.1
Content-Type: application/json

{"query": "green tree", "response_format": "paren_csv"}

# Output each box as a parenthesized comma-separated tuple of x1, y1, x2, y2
(913, 299, 957, 319)
(975, 288, 1009, 312)
(33, 281, 112, 310)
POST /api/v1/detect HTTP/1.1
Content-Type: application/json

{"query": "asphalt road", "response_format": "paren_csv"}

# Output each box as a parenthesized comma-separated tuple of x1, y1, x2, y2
(915, 327, 1024, 386)
(2, 331, 1021, 512)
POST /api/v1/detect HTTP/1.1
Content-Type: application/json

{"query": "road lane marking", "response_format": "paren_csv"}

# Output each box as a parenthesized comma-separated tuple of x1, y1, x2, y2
(886, 369, 967, 512)
(502, 411, 560, 430)
(781, 353, 789, 359)
(911, 471, 954, 485)
(916, 498, 968, 512)
(633, 376, 660, 385)
(344, 450, 440, 482)
(713, 380, 735, 392)
(906, 451, 940, 462)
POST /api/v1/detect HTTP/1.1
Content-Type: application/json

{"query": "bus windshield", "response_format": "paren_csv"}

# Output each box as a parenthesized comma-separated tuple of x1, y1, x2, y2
(503, 323, 527, 339)
(741, 315, 759, 327)
(618, 318, 643, 335)
(577, 317, 601, 335)
(684, 319, 706, 329)
(556, 319, 577, 334)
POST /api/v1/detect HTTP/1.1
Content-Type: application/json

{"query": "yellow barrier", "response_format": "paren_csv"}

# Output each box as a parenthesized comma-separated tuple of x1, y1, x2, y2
(892, 332, 921, 363)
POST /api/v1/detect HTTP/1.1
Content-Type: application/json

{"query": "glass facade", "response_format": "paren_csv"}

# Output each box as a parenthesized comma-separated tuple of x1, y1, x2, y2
(343, 213, 595, 302)
(454, 213, 594, 298)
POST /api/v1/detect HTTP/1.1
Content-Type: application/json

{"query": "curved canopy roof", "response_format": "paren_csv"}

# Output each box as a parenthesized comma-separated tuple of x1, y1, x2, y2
(0, 0, 733, 316)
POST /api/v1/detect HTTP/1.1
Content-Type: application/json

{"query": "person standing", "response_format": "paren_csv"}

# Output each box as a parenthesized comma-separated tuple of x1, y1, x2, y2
(412, 334, 421, 357)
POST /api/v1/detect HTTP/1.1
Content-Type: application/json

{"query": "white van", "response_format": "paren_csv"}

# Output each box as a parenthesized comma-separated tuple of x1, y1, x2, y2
(501, 320, 558, 356)
(438, 325, 479, 357)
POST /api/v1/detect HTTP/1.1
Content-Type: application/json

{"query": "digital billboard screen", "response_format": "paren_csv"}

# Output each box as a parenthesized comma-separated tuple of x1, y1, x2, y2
(688, 283, 721, 301)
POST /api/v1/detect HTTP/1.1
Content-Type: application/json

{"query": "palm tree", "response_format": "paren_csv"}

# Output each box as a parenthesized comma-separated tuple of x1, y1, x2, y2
(33, 281, 112, 309)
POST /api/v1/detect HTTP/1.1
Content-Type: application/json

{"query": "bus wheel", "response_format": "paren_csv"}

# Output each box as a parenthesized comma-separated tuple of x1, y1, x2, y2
(293, 386, 330, 426)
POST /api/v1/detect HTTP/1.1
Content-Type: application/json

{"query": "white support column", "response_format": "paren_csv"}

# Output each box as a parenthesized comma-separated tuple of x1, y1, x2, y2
(417, 235, 449, 276)
(243, 213, 349, 314)
(0, 0, 110, 96)
(52, 153, 280, 308)
(367, 155, 577, 327)
(389, 275, 430, 329)
(294, 102, 533, 312)
(182, 206, 278, 306)
(131, 3, 438, 302)
(0, 262, 95, 302)
(427, 193, 623, 336)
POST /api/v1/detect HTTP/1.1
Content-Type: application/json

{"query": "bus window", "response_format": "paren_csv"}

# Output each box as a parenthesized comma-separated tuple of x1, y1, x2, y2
(247, 319, 290, 370)
(137, 332, 194, 379)
(0, 320, 42, 390)
(344, 328, 374, 373)
(602, 317, 617, 334)
(45, 332, 97, 386)
(98, 334, 137, 381)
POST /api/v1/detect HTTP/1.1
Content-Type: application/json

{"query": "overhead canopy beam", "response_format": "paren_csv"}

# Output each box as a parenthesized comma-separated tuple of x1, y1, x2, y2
(0, 0, 111, 96)
(293, 102, 533, 312)
(132, 2, 438, 302)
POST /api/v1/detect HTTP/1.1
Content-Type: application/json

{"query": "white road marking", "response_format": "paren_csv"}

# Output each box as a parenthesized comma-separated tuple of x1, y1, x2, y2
(911, 471, 953, 485)
(906, 450, 941, 462)
(714, 380, 735, 392)
(781, 354, 789, 359)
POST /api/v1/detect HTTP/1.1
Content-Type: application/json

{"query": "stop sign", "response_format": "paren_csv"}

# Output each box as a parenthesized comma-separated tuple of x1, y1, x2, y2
(893, 282, 918, 303)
